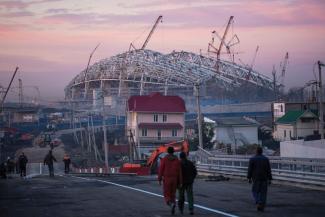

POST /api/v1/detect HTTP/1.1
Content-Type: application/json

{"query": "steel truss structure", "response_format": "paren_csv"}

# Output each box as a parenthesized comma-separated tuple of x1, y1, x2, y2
(65, 49, 274, 101)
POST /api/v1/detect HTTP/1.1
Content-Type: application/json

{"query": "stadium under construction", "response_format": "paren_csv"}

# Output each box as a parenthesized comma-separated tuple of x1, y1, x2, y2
(64, 16, 278, 113)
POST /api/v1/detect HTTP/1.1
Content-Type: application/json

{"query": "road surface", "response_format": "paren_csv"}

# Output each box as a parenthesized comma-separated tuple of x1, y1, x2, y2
(1, 174, 325, 217)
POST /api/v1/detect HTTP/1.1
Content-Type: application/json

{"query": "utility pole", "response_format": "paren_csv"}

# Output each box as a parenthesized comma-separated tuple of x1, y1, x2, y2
(272, 66, 277, 101)
(318, 61, 325, 139)
(195, 83, 203, 148)
(102, 99, 108, 171)
(18, 78, 23, 107)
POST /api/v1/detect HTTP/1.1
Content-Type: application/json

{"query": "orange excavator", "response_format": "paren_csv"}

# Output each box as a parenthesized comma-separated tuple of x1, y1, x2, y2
(120, 140, 189, 175)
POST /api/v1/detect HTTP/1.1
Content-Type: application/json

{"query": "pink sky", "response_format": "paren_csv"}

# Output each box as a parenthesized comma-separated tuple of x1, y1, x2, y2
(0, 0, 324, 101)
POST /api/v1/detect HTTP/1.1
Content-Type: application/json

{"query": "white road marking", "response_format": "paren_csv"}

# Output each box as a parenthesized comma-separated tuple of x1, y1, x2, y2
(69, 175, 240, 217)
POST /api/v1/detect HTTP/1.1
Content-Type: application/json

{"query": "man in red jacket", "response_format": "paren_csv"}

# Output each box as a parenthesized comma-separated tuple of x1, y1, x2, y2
(158, 146, 182, 215)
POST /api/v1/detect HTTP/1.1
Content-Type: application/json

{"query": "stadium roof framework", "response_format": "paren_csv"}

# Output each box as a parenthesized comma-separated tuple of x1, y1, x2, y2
(65, 49, 274, 99)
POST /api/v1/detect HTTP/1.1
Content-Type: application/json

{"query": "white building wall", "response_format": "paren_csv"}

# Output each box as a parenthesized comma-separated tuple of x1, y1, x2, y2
(274, 124, 294, 141)
(127, 111, 184, 143)
(137, 113, 184, 125)
(296, 119, 318, 137)
(280, 139, 325, 159)
(214, 126, 258, 145)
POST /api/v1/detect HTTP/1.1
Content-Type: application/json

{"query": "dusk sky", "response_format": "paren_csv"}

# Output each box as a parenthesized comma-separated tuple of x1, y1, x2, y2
(0, 0, 324, 102)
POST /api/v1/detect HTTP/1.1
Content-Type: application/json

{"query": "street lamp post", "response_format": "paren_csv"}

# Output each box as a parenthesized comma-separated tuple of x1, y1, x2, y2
(195, 83, 203, 149)
(318, 61, 325, 139)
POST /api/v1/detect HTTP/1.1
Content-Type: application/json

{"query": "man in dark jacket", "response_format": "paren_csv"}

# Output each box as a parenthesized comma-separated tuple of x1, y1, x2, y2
(44, 150, 57, 177)
(158, 147, 182, 215)
(18, 152, 28, 177)
(247, 146, 272, 212)
(178, 152, 197, 215)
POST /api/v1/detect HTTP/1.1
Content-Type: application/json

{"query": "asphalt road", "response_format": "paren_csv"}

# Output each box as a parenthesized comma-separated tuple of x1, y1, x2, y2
(1, 174, 325, 217)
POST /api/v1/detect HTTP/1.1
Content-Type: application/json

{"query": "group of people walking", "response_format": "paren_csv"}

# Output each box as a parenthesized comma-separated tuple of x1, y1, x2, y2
(43, 151, 71, 176)
(158, 146, 272, 214)
(158, 147, 197, 215)
(0, 151, 71, 178)
(0, 153, 29, 179)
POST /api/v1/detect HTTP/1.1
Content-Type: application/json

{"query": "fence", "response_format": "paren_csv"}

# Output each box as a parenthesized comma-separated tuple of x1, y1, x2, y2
(194, 147, 325, 187)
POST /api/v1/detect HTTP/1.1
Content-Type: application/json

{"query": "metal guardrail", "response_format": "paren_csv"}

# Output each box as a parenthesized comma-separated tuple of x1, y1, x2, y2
(194, 148, 325, 187)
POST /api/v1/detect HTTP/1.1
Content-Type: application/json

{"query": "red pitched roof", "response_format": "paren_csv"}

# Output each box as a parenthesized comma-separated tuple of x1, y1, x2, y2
(128, 92, 186, 112)
(138, 123, 183, 129)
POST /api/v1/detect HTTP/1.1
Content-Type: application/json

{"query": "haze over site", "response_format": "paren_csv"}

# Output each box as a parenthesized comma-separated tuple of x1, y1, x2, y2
(0, 0, 324, 102)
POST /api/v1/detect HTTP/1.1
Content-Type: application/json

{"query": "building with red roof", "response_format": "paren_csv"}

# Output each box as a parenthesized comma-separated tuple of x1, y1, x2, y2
(127, 92, 186, 155)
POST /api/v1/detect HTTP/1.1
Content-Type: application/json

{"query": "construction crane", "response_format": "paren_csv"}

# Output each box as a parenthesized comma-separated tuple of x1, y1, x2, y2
(272, 52, 289, 100)
(84, 43, 101, 81)
(141, 15, 163, 50)
(208, 16, 240, 72)
(245, 45, 259, 80)
(1, 67, 19, 112)
(10, 85, 41, 105)
(83, 43, 100, 99)
(129, 15, 163, 51)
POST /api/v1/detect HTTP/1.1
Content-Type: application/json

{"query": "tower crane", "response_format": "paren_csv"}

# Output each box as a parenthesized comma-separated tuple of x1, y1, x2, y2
(83, 43, 100, 99)
(1, 67, 19, 112)
(208, 16, 240, 72)
(272, 52, 289, 100)
(245, 45, 259, 80)
(141, 15, 163, 50)
(129, 15, 163, 51)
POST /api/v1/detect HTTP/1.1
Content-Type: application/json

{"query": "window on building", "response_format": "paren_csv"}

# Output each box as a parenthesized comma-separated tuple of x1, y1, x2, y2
(172, 129, 177, 137)
(157, 129, 161, 140)
(141, 128, 147, 137)
(289, 130, 292, 138)
(153, 114, 158, 122)
(162, 114, 167, 122)
(284, 130, 286, 138)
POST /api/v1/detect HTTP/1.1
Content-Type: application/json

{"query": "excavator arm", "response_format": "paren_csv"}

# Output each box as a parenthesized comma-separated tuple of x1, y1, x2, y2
(146, 140, 189, 167)
(120, 140, 189, 175)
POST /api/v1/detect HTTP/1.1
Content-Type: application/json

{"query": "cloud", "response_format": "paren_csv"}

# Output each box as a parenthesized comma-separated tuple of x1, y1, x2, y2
(0, 11, 34, 17)
(0, 0, 63, 10)
(0, 1, 30, 10)
(39, 12, 159, 26)
(37, 0, 325, 30)
(46, 8, 69, 14)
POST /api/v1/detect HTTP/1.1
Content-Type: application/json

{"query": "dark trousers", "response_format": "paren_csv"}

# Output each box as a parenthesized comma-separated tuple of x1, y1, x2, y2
(178, 184, 194, 212)
(48, 164, 54, 177)
(252, 180, 268, 205)
(20, 166, 26, 177)
(64, 164, 70, 173)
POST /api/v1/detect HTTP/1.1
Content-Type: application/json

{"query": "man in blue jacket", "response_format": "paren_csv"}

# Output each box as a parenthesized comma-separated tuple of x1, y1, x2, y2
(247, 146, 272, 212)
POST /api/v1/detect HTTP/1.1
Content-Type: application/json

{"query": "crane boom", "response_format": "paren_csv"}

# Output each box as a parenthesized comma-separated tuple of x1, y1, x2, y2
(1, 67, 19, 111)
(250, 46, 259, 70)
(84, 43, 101, 81)
(141, 15, 163, 50)
(217, 16, 234, 61)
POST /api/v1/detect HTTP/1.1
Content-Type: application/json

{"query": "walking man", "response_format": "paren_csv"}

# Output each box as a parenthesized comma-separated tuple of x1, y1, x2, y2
(18, 152, 28, 177)
(178, 152, 197, 215)
(247, 146, 272, 212)
(63, 154, 71, 174)
(158, 147, 182, 215)
(44, 150, 57, 177)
